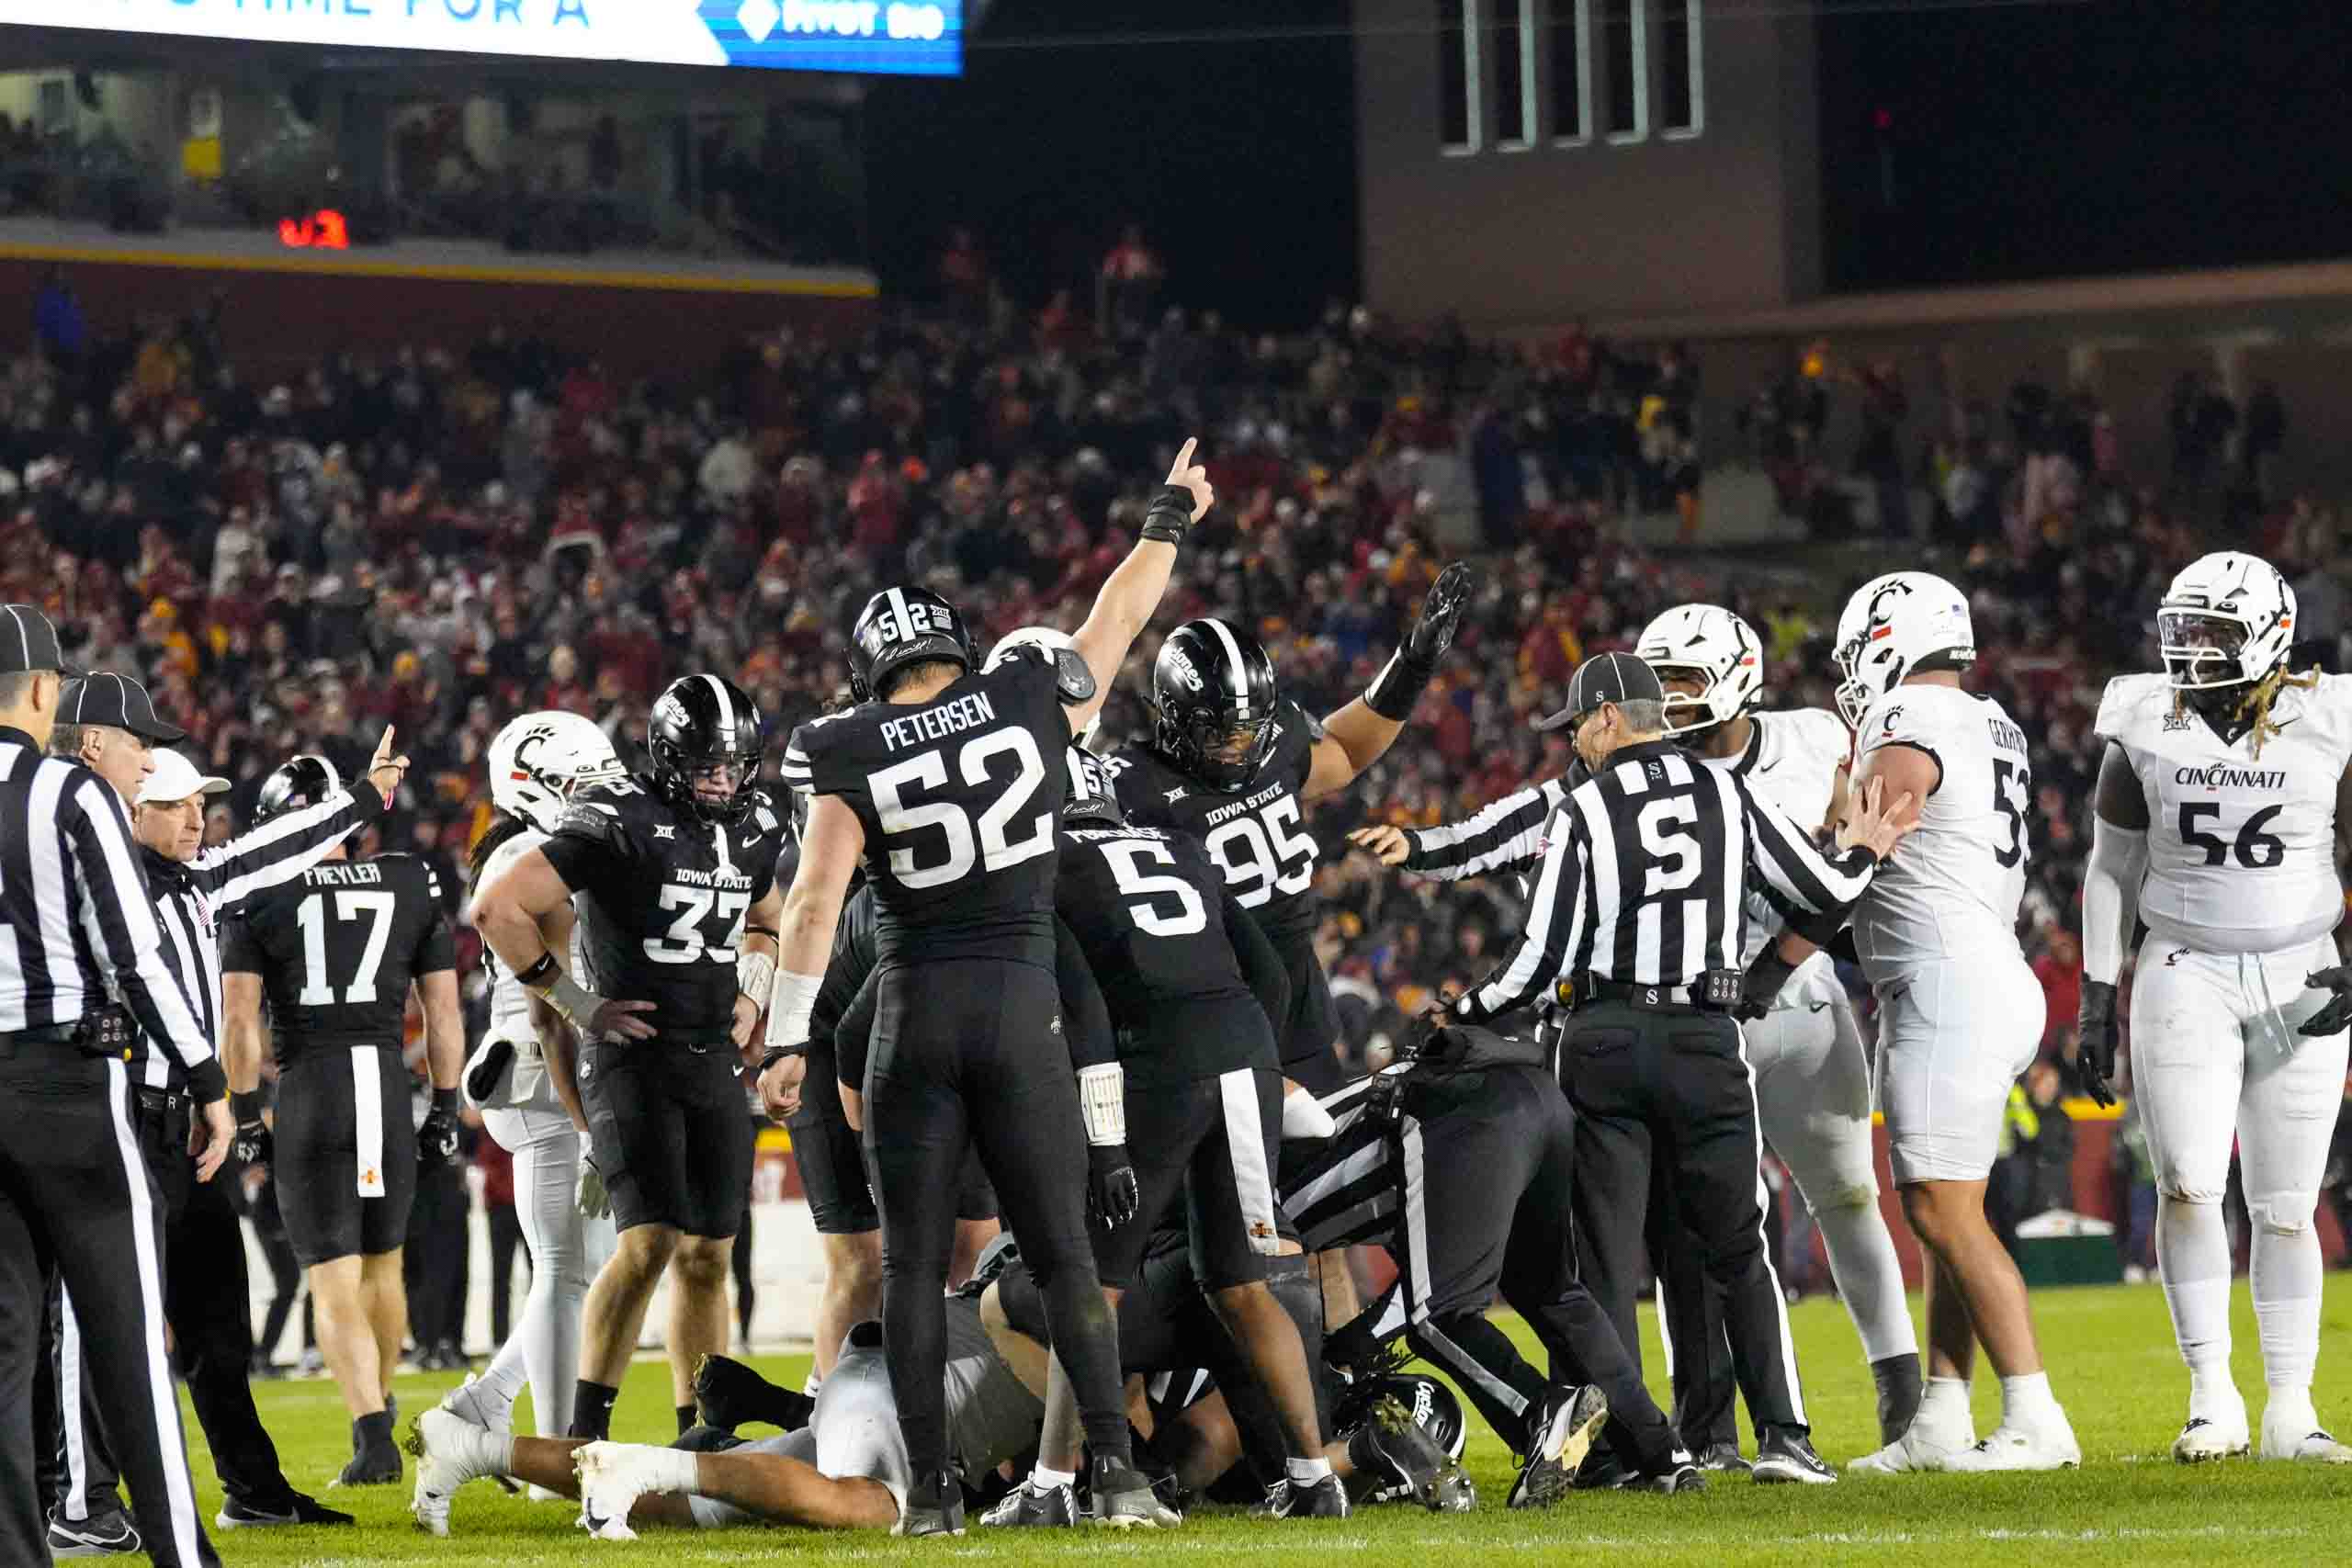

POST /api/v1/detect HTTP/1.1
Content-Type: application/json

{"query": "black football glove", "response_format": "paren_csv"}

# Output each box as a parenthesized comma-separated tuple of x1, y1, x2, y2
(419, 1089, 462, 1168)
(1405, 561, 1476, 666)
(1087, 1144, 1139, 1232)
(2077, 978, 2120, 1108)
(2301, 964, 2352, 1038)
(232, 1116, 272, 1169)
(1736, 949, 1799, 1022)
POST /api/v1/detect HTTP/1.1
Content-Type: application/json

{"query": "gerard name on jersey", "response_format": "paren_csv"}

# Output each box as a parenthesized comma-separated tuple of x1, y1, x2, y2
(880, 691, 999, 752)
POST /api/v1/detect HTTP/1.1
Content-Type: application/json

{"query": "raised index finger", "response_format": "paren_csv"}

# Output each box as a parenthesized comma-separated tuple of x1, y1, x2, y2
(1172, 436, 1197, 473)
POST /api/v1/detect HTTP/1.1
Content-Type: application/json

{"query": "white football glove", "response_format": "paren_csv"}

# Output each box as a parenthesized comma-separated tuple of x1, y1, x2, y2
(576, 1156, 613, 1220)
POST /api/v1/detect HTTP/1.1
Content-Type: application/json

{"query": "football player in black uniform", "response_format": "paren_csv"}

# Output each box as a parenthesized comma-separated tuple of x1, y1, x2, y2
(758, 440, 1215, 1535)
(221, 757, 464, 1486)
(471, 676, 788, 1444)
(989, 685, 1343, 1523)
(1104, 570, 1474, 1101)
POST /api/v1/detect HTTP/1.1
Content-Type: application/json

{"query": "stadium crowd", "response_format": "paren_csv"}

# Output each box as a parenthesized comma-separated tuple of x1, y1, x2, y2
(1, 277, 2343, 1340)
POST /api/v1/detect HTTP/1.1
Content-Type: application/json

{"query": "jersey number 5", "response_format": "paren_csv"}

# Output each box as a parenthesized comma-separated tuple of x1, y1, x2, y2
(295, 891, 397, 1005)
(1100, 840, 1210, 937)
(870, 729, 1052, 890)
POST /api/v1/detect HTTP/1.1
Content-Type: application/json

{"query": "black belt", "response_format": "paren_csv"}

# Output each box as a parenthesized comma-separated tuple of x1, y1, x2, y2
(135, 1087, 190, 1118)
(1568, 975, 1737, 1014)
(0, 1004, 134, 1055)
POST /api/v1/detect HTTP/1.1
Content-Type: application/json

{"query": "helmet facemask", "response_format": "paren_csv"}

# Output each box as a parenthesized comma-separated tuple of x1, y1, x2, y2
(1648, 662, 1727, 737)
(1164, 705, 1274, 793)
(2157, 607, 2261, 691)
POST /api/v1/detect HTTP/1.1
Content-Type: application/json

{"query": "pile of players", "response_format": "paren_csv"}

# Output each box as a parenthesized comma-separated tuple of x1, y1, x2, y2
(382, 424, 2350, 1543)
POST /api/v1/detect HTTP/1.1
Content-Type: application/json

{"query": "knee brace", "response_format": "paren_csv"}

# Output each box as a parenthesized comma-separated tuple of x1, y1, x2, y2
(2248, 1191, 2316, 1237)
(2157, 1180, 2229, 1207)
(1264, 1255, 1326, 1363)
(1808, 1179, 1880, 1217)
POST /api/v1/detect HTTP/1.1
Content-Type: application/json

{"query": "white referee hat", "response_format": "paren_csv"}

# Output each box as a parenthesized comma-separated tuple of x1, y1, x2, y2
(137, 749, 232, 807)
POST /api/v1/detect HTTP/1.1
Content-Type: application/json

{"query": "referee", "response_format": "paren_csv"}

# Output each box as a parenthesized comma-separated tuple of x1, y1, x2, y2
(0, 607, 228, 1567)
(1446, 652, 1916, 1486)
(51, 715, 404, 1542)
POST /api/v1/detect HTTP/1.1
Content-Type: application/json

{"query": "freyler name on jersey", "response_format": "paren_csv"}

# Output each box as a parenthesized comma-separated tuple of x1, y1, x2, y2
(1204, 779, 1288, 827)
(881, 692, 998, 752)
(305, 862, 384, 886)
(2176, 763, 2287, 790)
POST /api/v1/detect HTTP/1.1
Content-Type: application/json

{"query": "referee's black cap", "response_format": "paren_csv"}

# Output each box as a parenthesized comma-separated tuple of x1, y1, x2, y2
(0, 603, 82, 677)
(1532, 650, 1666, 733)
(59, 671, 186, 743)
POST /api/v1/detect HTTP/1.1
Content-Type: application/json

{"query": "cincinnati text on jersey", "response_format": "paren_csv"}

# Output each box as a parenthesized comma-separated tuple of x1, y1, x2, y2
(2174, 763, 2288, 790)
(879, 691, 1000, 752)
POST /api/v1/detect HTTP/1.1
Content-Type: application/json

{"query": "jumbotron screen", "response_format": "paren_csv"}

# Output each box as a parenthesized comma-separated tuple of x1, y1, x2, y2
(0, 0, 963, 77)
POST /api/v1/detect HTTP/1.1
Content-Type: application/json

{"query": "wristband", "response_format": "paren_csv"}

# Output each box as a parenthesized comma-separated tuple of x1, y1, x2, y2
(231, 1089, 266, 1122)
(1138, 484, 1195, 546)
(1363, 649, 1437, 722)
(516, 951, 560, 987)
(431, 1087, 459, 1114)
(758, 1044, 807, 1077)
(544, 971, 604, 1028)
(738, 948, 776, 1005)
(1078, 1062, 1126, 1146)
(766, 968, 824, 1049)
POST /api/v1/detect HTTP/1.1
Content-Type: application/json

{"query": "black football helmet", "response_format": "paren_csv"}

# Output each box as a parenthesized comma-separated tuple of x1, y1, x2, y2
(848, 586, 975, 703)
(1149, 618, 1279, 793)
(648, 674, 764, 825)
(1062, 744, 1125, 827)
(254, 755, 342, 824)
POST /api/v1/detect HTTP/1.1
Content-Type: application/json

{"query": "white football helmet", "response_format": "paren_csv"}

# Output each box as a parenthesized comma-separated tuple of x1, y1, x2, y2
(988, 625, 1101, 749)
(1634, 604, 1764, 736)
(1833, 570, 1975, 729)
(2157, 550, 2296, 691)
(488, 710, 626, 834)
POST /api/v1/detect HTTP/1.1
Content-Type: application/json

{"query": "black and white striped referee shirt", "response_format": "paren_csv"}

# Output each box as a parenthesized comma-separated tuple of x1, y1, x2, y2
(135, 779, 383, 1092)
(0, 727, 220, 1098)
(1450, 739, 1876, 1022)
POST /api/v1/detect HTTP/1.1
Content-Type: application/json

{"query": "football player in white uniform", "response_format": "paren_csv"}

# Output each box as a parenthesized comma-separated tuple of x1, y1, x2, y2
(2079, 551, 2352, 1465)
(1832, 572, 2080, 1473)
(434, 714, 627, 1471)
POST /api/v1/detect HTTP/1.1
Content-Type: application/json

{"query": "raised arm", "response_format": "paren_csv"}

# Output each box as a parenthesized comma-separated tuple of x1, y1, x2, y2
(191, 727, 404, 906)
(1304, 562, 1475, 799)
(1067, 438, 1214, 737)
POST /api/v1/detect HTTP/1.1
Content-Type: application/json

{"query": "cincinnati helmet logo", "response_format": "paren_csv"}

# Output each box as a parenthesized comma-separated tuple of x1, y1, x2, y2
(1865, 578, 1914, 639)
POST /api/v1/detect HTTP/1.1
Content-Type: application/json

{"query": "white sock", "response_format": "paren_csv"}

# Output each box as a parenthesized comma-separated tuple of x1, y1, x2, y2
(1998, 1371, 2060, 1428)
(1029, 1466, 1076, 1493)
(640, 1447, 701, 1495)
(453, 1422, 515, 1478)
(476, 1358, 526, 1406)
(2251, 1221, 2323, 1401)
(1914, 1374, 1972, 1441)
(1285, 1456, 1334, 1485)
(1815, 1199, 1917, 1362)
(802, 1370, 823, 1399)
(2157, 1195, 2236, 1413)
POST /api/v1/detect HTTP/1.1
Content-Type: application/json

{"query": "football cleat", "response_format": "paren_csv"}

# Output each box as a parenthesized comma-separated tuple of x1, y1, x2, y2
(216, 1492, 353, 1529)
(1848, 1418, 1975, 1475)
(1639, 1461, 1708, 1495)
(1751, 1427, 1836, 1484)
(693, 1351, 813, 1434)
(1508, 1384, 1610, 1510)
(979, 1480, 1079, 1528)
(45, 1512, 141, 1558)
(405, 1409, 496, 1538)
(1254, 1473, 1351, 1518)
(893, 1470, 967, 1538)
(1350, 1396, 1476, 1512)
(2261, 1406, 2352, 1464)
(1939, 1419, 2082, 1472)
(2173, 1414, 2251, 1464)
(1693, 1441, 1750, 1473)
(437, 1374, 513, 1436)
(573, 1441, 685, 1542)
(1090, 1454, 1181, 1529)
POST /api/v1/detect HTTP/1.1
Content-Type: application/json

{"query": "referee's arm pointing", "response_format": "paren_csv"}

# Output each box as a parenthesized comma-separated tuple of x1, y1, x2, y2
(1737, 773, 1917, 919)
(1452, 805, 1589, 1024)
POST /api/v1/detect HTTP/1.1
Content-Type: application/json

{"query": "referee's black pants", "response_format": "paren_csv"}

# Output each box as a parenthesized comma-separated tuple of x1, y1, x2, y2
(1561, 1002, 1808, 1438)
(1389, 1064, 1680, 1470)
(55, 1091, 302, 1526)
(0, 1047, 218, 1567)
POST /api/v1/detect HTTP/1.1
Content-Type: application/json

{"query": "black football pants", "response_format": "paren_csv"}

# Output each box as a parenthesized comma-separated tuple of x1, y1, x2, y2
(1562, 1003, 1807, 1438)
(865, 959, 1127, 1483)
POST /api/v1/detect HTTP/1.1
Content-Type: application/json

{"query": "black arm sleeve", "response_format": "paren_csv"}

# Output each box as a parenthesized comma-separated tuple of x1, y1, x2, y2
(1223, 897, 1292, 1032)
(1053, 916, 1116, 1073)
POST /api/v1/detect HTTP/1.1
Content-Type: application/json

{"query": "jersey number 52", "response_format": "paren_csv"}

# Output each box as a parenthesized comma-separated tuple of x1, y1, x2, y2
(869, 729, 1053, 889)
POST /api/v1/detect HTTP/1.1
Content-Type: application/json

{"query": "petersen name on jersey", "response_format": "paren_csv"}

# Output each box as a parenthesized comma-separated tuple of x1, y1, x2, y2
(1852, 683, 2032, 970)
(2095, 671, 2352, 955)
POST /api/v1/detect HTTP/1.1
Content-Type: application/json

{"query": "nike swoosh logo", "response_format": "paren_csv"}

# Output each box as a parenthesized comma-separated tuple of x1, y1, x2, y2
(2272, 716, 2301, 732)
(1756, 761, 1780, 774)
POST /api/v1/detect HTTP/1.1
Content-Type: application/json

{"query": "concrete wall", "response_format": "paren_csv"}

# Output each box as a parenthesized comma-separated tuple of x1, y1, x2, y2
(1354, 0, 1819, 329)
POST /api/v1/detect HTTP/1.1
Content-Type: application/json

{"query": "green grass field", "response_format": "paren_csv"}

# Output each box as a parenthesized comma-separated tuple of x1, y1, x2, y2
(194, 1275, 2352, 1566)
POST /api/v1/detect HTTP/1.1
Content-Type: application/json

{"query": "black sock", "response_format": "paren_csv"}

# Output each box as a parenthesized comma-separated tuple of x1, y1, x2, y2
(570, 1380, 619, 1441)
(354, 1409, 394, 1451)
(677, 1403, 698, 1438)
